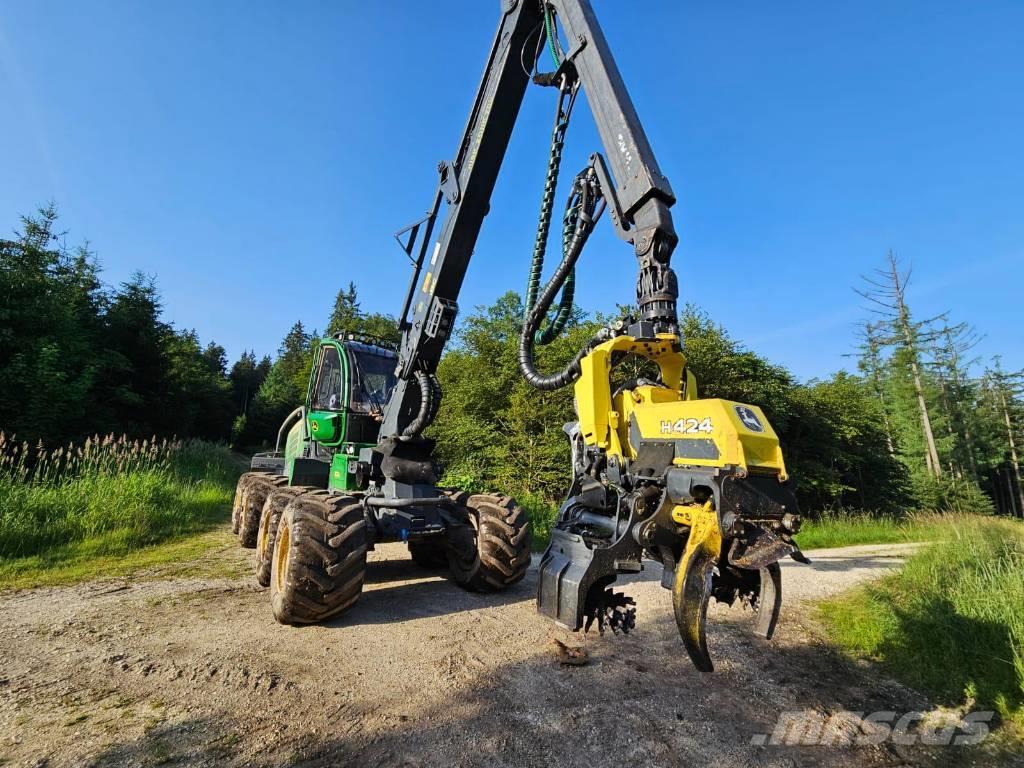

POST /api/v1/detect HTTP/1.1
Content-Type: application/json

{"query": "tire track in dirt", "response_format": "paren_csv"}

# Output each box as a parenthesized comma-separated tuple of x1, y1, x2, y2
(0, 535, 948, 767)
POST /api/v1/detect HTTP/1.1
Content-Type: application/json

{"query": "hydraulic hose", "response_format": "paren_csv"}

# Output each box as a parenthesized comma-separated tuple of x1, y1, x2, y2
(519, 8, 616, 391)
(400, 370, 440, 440)
(524, 77, 578, 345)
(519, 169, 609, 391)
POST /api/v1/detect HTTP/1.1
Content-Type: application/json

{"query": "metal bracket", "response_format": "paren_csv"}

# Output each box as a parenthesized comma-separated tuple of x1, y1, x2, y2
(438, 160, 461, 204)
(564, 32, 587, 62)
(394, 212, 434, 265)
(424, 296, 458, 341)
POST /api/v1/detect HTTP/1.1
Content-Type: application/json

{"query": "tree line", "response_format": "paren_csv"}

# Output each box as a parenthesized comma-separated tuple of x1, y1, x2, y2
(1, 206, 272, 444)
(3, 206, 1021, 517)
(0, 206, 399, 451)
(855, 252, 1023, 517)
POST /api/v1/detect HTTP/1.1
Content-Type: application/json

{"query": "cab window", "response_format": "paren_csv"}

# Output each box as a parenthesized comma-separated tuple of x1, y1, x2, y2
(313, 346, 344, 411)
(350, 351, 397, 414)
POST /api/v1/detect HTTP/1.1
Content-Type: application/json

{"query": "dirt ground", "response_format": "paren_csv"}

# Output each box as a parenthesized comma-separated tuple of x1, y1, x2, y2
(0, 536, 999, 767)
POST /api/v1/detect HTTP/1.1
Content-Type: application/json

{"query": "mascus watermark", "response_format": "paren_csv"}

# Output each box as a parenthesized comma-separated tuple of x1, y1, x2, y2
(751, 710, 994, 747)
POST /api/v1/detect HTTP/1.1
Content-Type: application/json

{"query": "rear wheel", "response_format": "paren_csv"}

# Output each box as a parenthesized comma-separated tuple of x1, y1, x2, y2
(255, 486, 308, 587)
(447, 493, 531, 592)
(239, 474, 287, 548)
(232, 472, 262, 534)
(270, 492, 368, 624)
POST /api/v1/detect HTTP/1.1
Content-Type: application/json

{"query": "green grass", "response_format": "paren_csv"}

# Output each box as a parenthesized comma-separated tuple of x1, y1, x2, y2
(818, 516, 1024, 726)
(0, 529, 249, 589)
(0, 435, 244, 588)
(794, 510, 948, 550)
(518, 492, 558, 550)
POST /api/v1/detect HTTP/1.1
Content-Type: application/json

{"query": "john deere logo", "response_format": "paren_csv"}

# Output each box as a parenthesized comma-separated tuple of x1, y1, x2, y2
(735, 405, 764, 433)
(310, 421, 319, 433)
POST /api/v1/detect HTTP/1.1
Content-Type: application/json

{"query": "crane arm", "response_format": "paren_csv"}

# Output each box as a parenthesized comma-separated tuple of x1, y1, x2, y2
(380, 0, 678, 442)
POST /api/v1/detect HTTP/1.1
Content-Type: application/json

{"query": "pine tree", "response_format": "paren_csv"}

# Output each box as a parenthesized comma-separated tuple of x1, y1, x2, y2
(928, 323, 982, 482)
(201, 342, 228, 377)
(854, 320, 895, 456)
(985, 360, 1024, 517)
(856, 252, 943, 479)
(229, 350, 268, 416)
(326, 282, 401, 345)
(327, 282, 360, 337)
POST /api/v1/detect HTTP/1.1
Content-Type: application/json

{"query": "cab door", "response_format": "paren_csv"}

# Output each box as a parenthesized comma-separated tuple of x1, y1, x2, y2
(306, 342, 347, 446)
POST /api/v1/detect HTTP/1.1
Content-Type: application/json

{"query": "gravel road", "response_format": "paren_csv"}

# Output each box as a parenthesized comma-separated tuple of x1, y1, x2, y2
(0, 536, 958, 767)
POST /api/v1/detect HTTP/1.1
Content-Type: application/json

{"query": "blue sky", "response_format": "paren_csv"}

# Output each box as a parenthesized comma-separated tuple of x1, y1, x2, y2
(2, 1, 1021, 381)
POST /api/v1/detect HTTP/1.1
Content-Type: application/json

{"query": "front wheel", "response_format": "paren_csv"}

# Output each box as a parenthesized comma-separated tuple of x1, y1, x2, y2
(270, 492, 368, 625)
(447, 493, 531, 592)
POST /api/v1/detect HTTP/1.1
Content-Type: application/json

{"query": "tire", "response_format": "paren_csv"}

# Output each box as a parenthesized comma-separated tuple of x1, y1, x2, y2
(255, 486, 308, 587)
(232, 472, 262, 534)
(447, 493, 531, 592)
(270, 492, 368, 625)
(408, 539, 447, 569)
(239, 474, 287, 548)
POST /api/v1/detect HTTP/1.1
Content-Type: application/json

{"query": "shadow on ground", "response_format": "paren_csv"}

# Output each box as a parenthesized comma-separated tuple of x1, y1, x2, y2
(82, 610, 1012, 768)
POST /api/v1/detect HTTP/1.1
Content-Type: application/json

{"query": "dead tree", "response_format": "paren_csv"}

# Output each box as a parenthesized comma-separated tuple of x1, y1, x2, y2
(856, 251, 943, 479)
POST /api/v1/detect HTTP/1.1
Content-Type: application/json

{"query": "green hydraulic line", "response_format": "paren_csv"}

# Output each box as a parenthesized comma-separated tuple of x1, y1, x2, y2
(543, 5, 561, 67)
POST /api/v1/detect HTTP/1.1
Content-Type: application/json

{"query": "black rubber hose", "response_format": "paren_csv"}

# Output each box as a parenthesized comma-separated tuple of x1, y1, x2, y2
(400, 370, 434, 440)
(525, 80, 578, 345)
(519, 177, 610, 390)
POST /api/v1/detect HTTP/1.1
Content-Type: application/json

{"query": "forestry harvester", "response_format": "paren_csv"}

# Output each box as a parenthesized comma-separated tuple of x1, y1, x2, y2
(232, 0, 808, 671)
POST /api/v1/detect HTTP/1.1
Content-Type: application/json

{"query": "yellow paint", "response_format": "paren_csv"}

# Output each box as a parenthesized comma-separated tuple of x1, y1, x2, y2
(573, 333, 788, 480)
(676, 500, 722, 561)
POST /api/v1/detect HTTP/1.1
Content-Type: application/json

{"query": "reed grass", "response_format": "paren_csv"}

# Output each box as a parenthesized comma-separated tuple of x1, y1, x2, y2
(0, 433, 243, 584)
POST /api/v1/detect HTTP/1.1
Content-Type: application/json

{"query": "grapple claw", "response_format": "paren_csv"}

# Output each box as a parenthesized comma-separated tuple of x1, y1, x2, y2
(673, 540, 716, 672)
(671, 499, 722, 673)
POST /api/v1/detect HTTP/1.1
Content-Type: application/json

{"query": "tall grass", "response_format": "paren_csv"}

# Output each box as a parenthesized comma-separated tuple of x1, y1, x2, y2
(0, 433, 243, 578)
(818, 516, 1024, 725)
(793, 509, 952, 550)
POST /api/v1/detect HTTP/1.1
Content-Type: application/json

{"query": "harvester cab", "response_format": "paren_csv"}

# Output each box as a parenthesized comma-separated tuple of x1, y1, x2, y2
(304, 336, 398, 468)
(234, 0, 808, 672)
(248, 334, 398, 491)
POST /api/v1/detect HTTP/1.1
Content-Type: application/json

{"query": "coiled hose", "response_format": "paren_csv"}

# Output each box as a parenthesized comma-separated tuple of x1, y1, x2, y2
(401, 370, 442, 440)
(518, 4, 615, 391)
(519, 168, 610, 390)
(524, 77, 578, 345)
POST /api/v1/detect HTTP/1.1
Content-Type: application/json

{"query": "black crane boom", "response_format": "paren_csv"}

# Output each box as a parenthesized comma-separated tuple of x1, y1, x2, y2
(380, 0, 678, 447)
